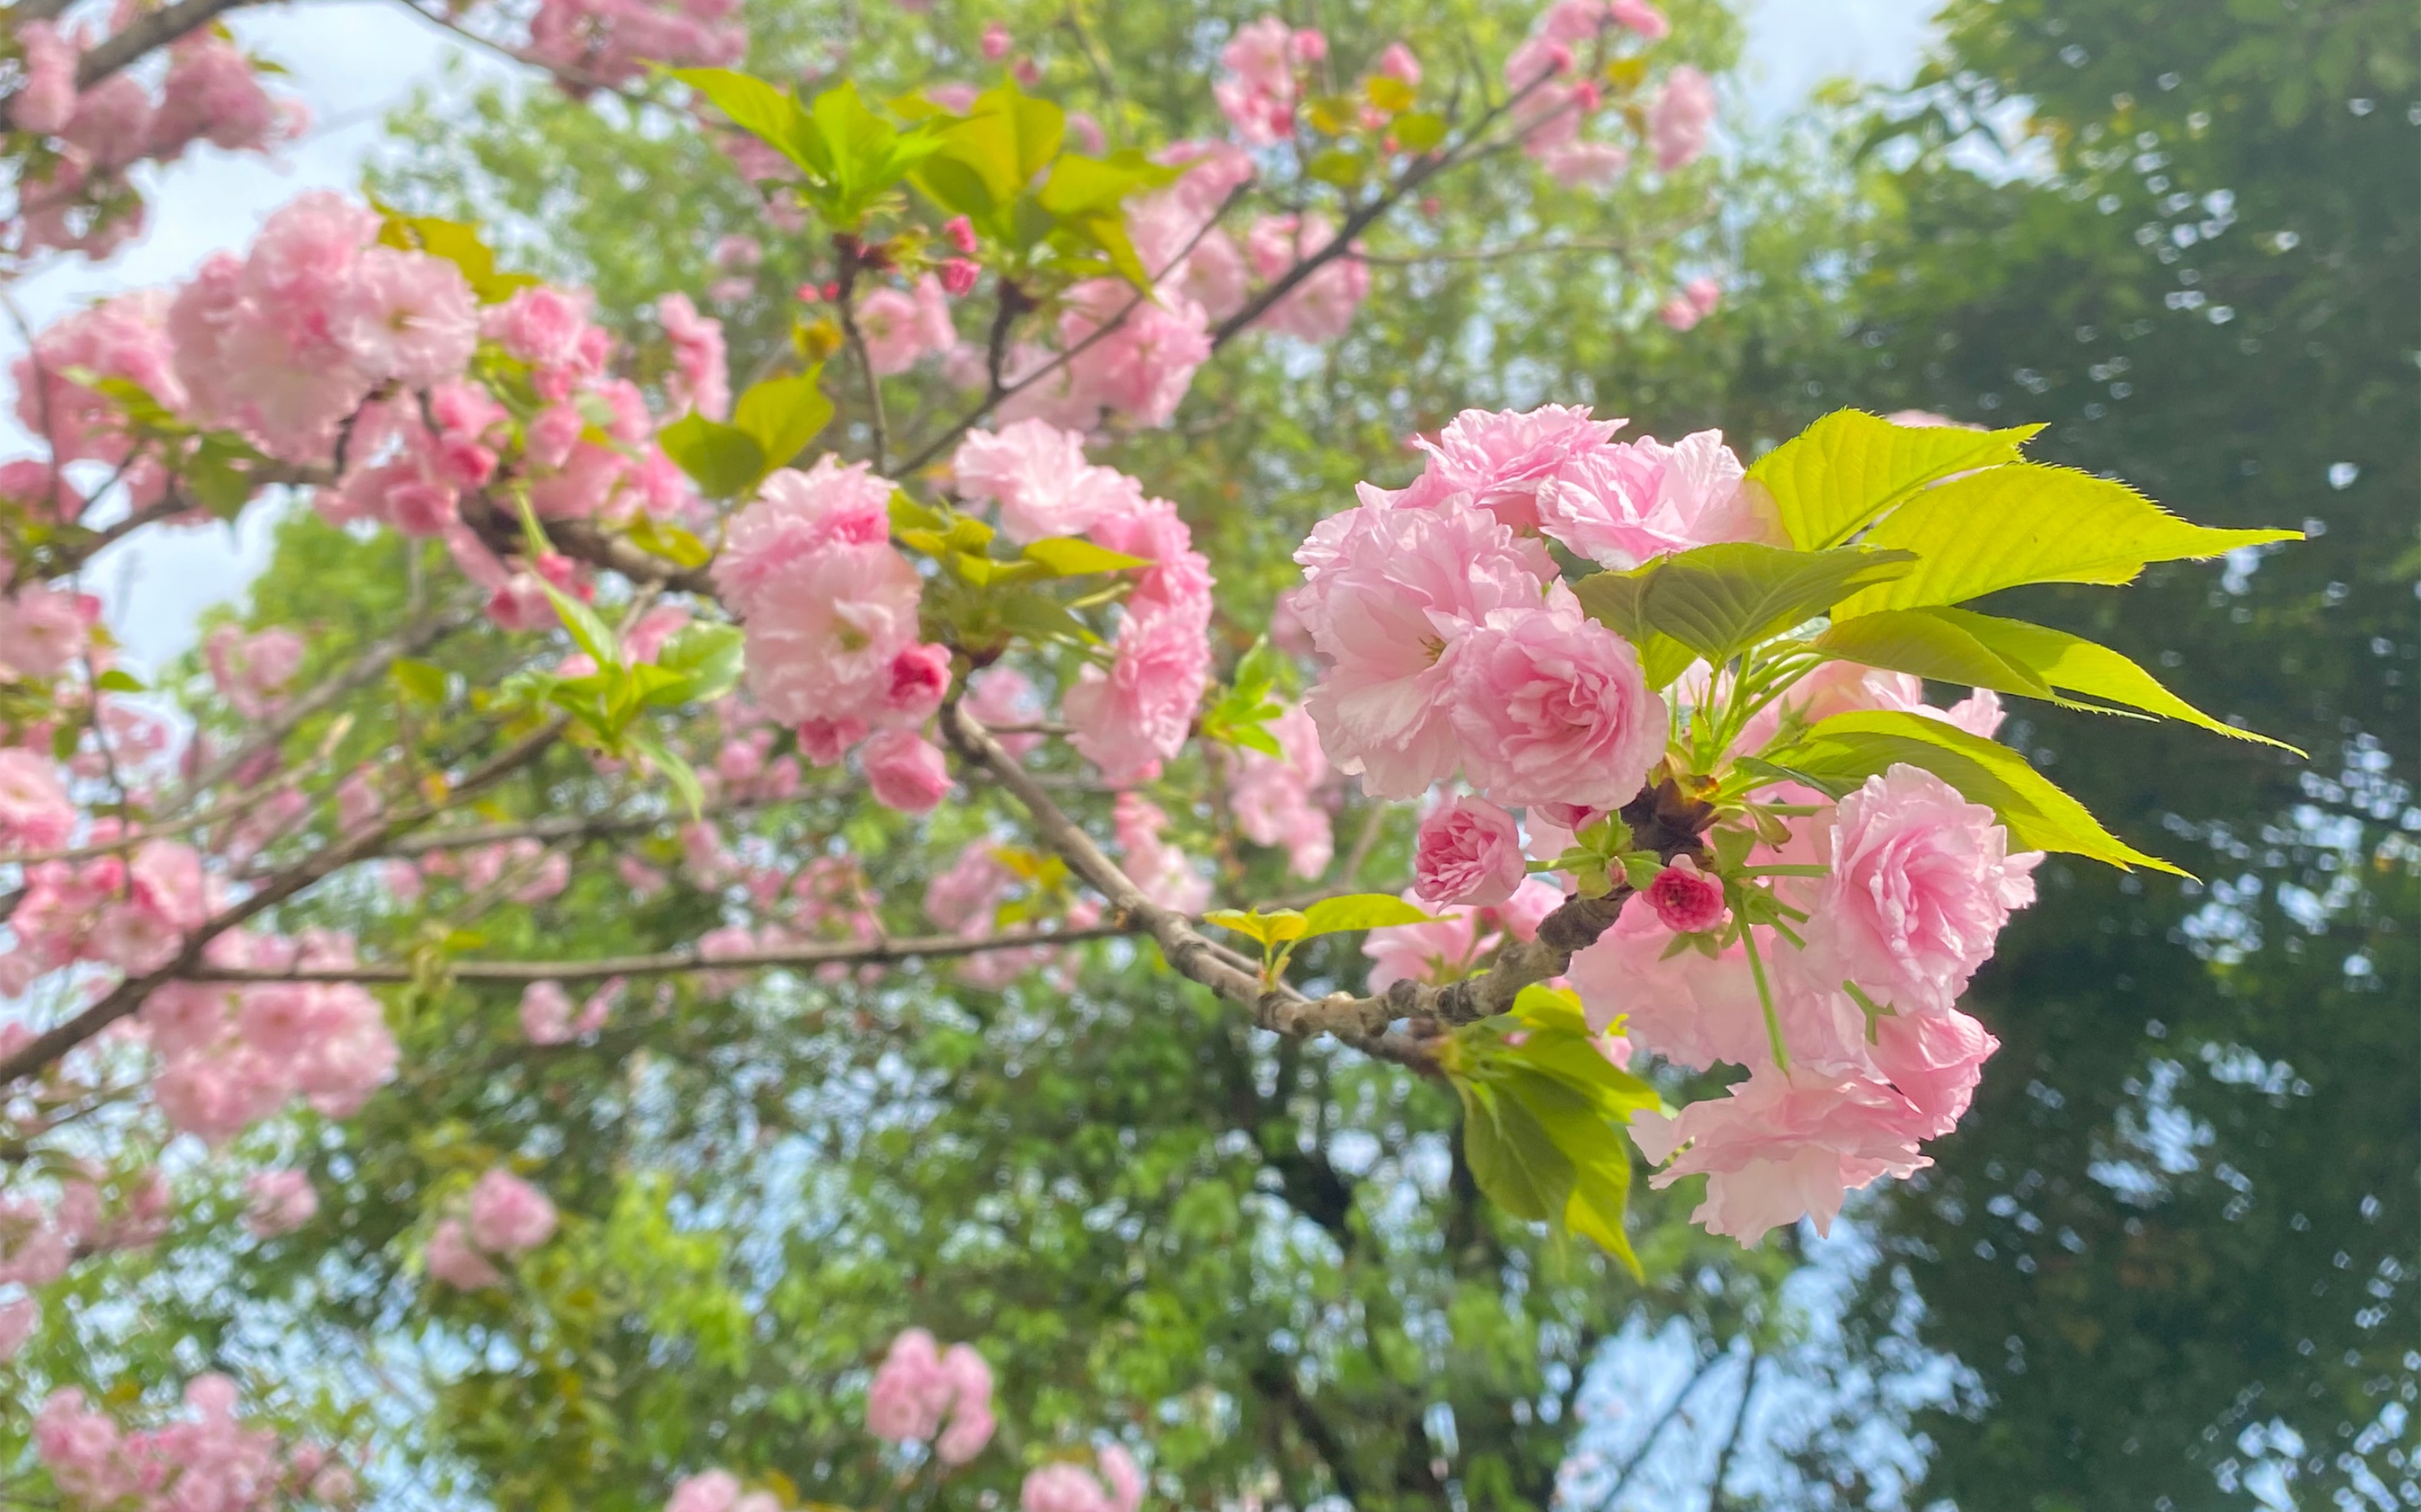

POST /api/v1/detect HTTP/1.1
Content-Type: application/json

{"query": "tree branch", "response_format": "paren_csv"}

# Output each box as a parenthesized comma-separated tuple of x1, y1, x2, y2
(0, 719, 570, 1088)
(185, 920, 1133, 986)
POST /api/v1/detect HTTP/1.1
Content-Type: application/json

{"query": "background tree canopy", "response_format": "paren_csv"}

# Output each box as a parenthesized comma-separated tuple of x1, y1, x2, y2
(5, 0, 2410, 1508)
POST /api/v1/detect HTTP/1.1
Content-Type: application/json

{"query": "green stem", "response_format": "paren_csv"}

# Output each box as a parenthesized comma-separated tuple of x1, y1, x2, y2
(1736, 921, 1790, 1073)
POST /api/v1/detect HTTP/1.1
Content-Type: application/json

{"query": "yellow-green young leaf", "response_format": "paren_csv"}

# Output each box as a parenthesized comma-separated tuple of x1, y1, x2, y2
(1022, 537, 1151, 575)
(1392, 111, 1449, 152)
(911, 83, 1064, 223)
(1298, 894, 1439, 936)
(1748, 409, 2043, 550)
(1203, 908, 1309, 946)
(1570, 541, 1916, 669)
(670, 68, 823, 180)
(92, 668, 144, 693)
(623, 514, 713, 570)
(657, 412, 768, 499)
(1456, 1080, 1574, 1223)
(1365, 74, 1417, 111)
(1836, 464, 2304, 616)
(1814, 607, 2056, 699)
(1779, 709, 2189, 875)
(537, 579, 617, 667)
(389, 658, 449, 706)
(1817, 607, 2302, 752)
(732, 369, 831, 474)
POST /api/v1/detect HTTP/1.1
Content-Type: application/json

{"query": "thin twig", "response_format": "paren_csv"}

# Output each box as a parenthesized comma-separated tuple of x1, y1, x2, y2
(0, 720, 571, 1088)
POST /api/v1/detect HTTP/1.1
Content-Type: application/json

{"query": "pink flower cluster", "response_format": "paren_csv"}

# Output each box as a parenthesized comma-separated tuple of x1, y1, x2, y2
(1292, 405, 1771, 808)
(1572, 763, 2040, 1245)
(0, 1166, 173, 1296)
(711, 458, 954, 792)
(951, 422, 1215, 785)
(242, 1170, 319, 1238)
(137, 931, 399, 1144)
(1243, 213, 1371, 343)
(1022, 1447, 1145, 1512)
(1212, 16, 1326, 146)
(203, 624, 305, 720)
(865, 1326, 997, 1465)
(426, 1168, 559, 1289)
(9, 26, 301, 260)
(1659, 275, 1723, 333)
(525, 0, 746, 88)
(33, 1374, 352, 1511)
(1114, 793, 1209, 913)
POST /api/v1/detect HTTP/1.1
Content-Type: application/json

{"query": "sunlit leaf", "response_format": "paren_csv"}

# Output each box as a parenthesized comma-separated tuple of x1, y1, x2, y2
(1835, 464, 2302, 616)
(1771, 709, 2188, 875)
(1746, 408, 2042, 550)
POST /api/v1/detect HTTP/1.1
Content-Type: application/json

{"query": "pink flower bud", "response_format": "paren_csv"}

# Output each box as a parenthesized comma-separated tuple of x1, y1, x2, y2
(981, 21, 1012, 59)
(939, 258, 980, 296)
(862, 729, 951, 814)
(1645, 855, 1727, 934)
(942, 215, 979, 254)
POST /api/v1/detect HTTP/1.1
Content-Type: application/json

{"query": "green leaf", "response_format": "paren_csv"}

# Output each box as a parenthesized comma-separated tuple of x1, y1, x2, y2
(656, 412, 768, 499)
(1298, 893, 1439, 937)
(1772, 709, 2188, 875)
(809, 81, 937, 223)
(1814, 606, 2056, 698)
(1747, 408, 2043, 550)
(671, 68, 824, 180)
(1457, 1080, 1574, 1223)
(1392, 111, 1449, 153)
(1816, 607, 2301, 751)
(730, 368, 831, 474)
(1834, 464, 2304, 617)
(631, 731, 708, 820)
(910, 81, 1064, 225)
(646, 621, 745, 705)
(537, 580, 617, 667)
(1021, 537, 1151, 575)
(93, 668, 144, 693)
(1365, 75, 1417, 112)
(389, 658, 450, 706)
(623, 514, 713, 570)
(1306, 148, 1365, 187)
(1202, 908, 1309, 946)
(1040, 151, 1182, 286)
(1569, 541, 1917, 673)
(1563, 1149, 1642, 1279)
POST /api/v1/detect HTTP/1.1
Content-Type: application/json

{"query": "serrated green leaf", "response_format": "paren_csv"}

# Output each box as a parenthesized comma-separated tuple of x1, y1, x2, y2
(1570, 541, 1917, 670)
(632, 731, 708, 820)
(1836, 464, 2304, 616)
(1747, 408, 2042, 550)
(673, 68, 825, 181)
(731, 368, 831, 473)
(1022, 537, 1151, 575)
(1773, 709, 2188, 875)
(657, 412, 768, 499)
(1817, 606, 2300, 751)
(1298, 893, 1439, 937)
